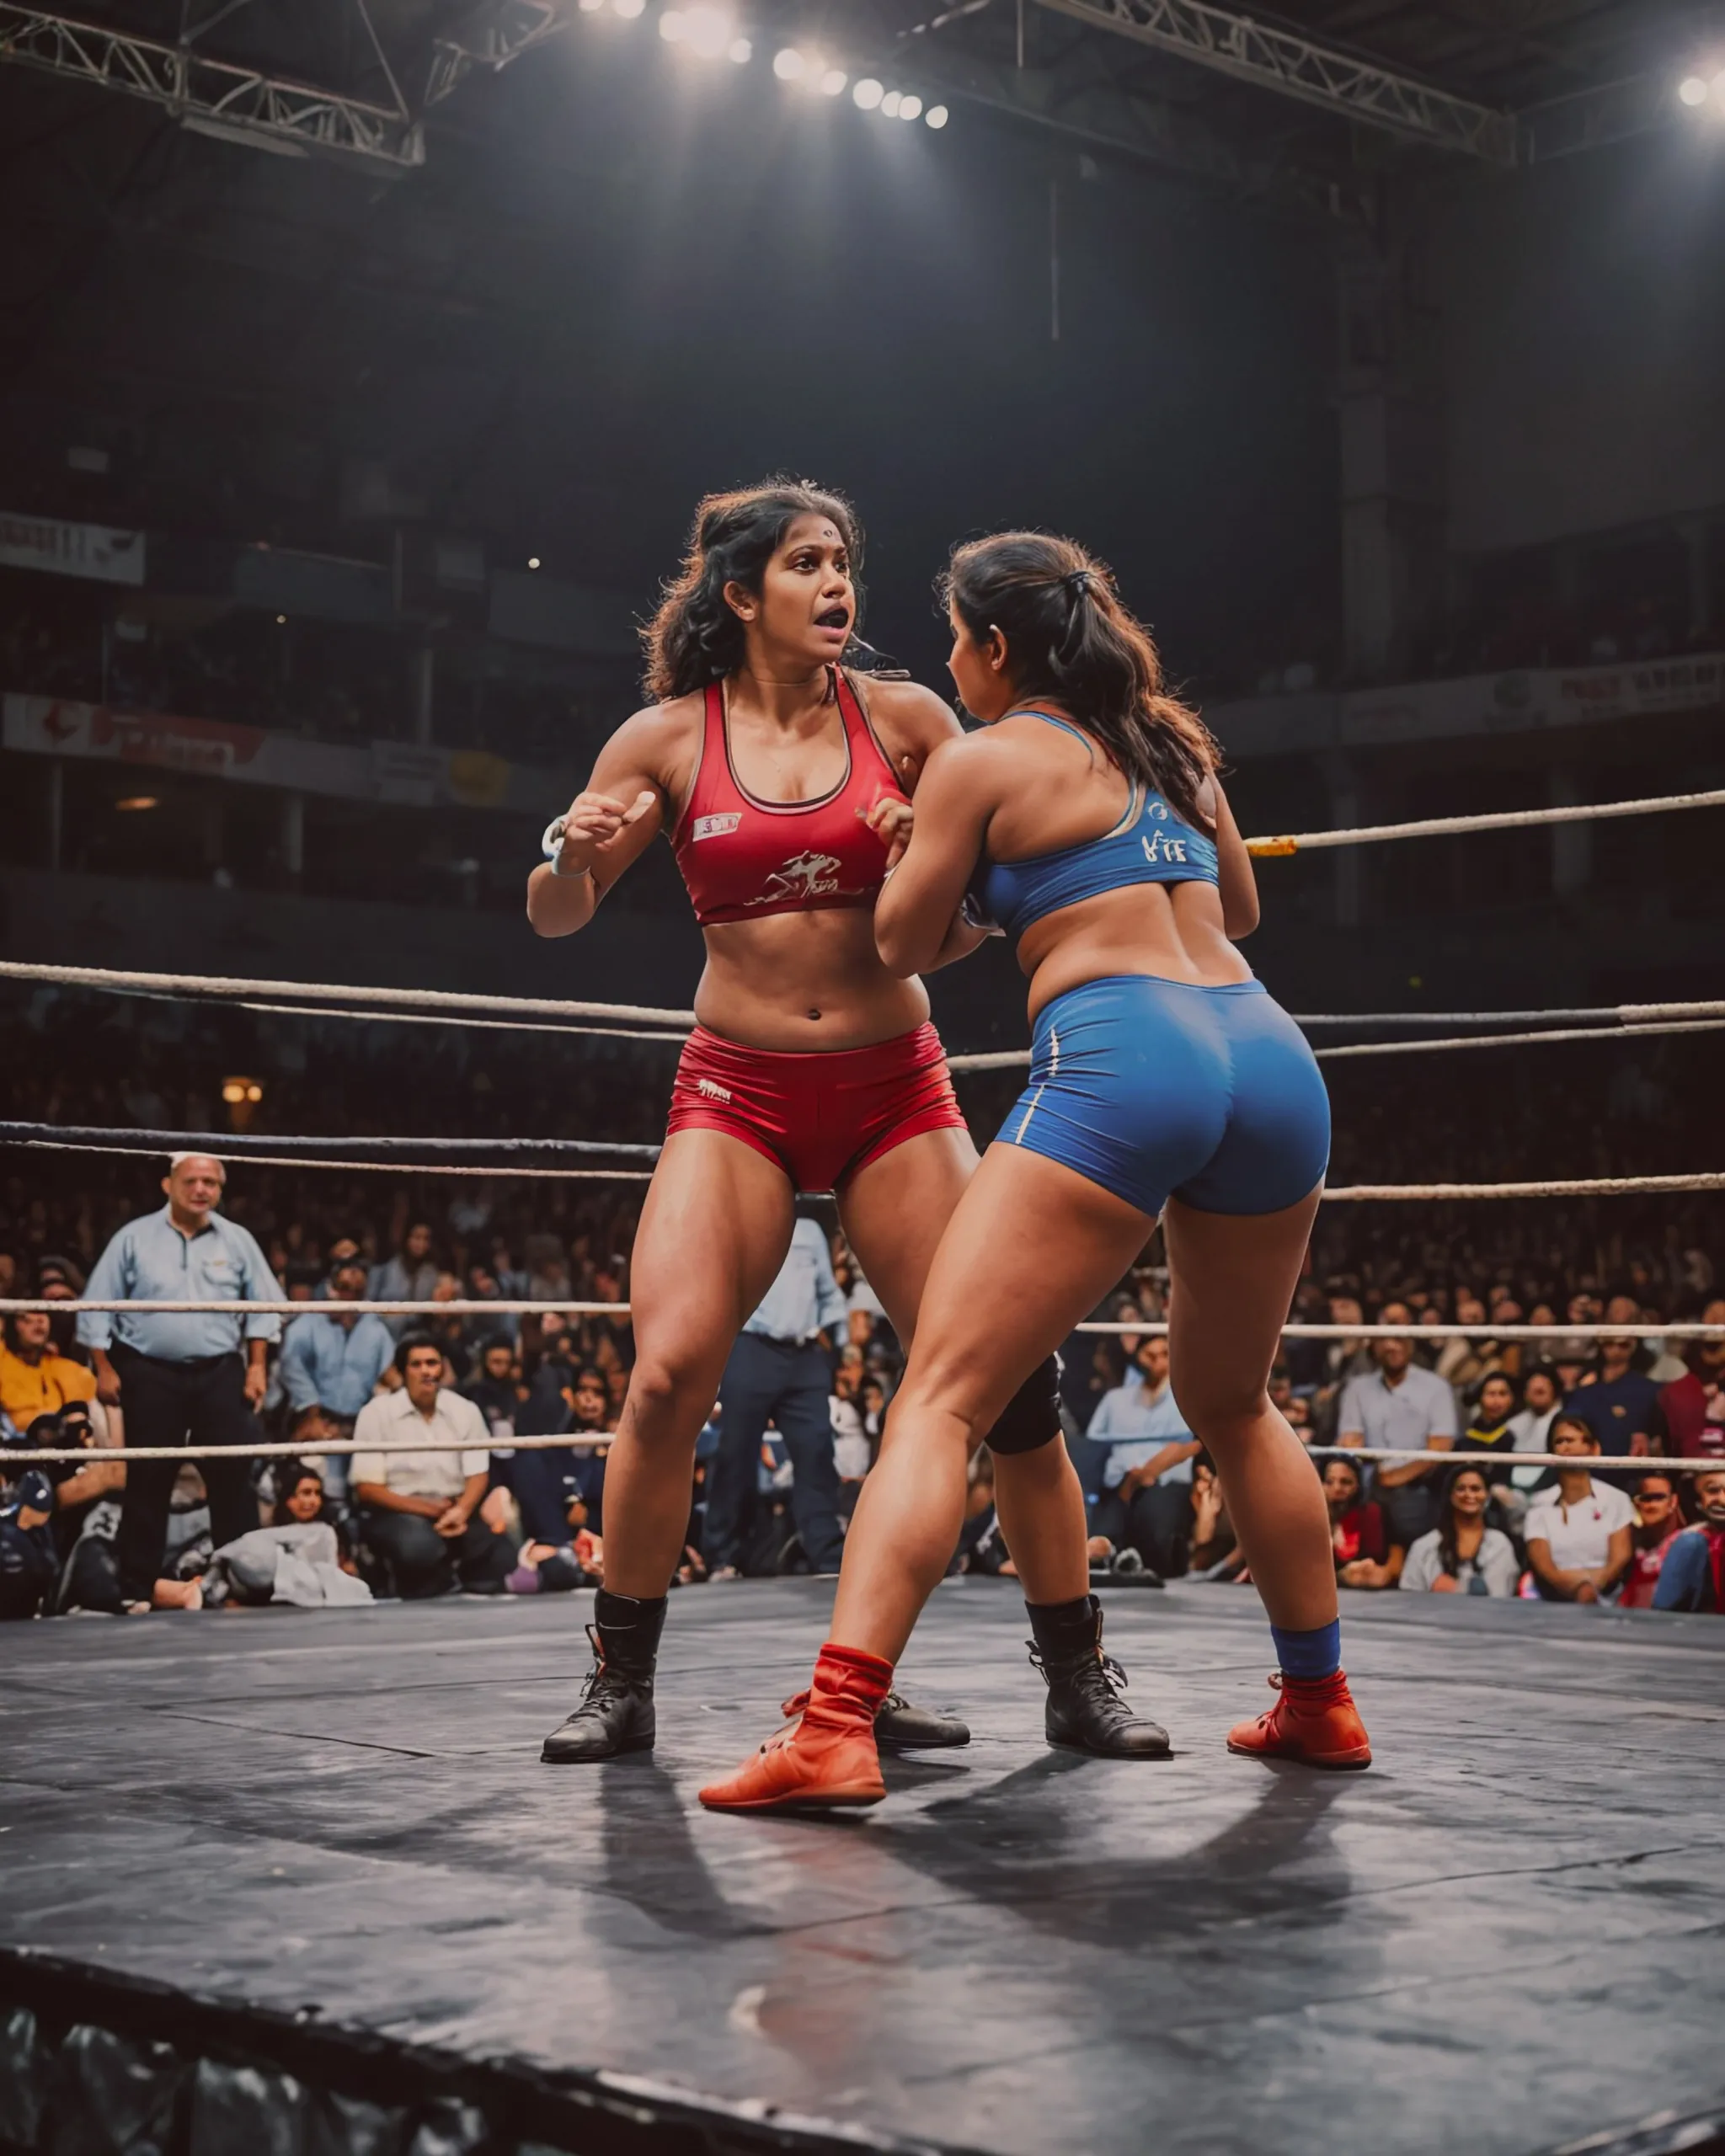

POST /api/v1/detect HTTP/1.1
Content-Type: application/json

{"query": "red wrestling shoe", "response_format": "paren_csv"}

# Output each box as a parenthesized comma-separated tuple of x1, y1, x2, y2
(1226, 1670, 1372, 1770)
(698, 1643, 892, 1814)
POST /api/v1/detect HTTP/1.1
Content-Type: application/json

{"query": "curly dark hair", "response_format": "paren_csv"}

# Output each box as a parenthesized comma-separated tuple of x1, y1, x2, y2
(642, 479, 863, 701)
(942, 530, 1219, 832)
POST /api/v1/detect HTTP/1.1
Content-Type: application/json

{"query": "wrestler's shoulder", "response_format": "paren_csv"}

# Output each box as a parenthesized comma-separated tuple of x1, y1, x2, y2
(852, 672, 961, 750)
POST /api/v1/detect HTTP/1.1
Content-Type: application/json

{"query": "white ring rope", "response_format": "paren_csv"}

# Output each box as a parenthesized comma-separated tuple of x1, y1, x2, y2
(0, 960, 698, 1029)
(0, 1433, 612, 1465)
(7, 958, 1725, 1060)
(3, 1436, 1715, 1471)
(13, 1142, 654, 1181)
(1244, 784, 1725, 857)
(240, 1001, 688, 1044)
(1296, 1446, 1719, 1473)
(4, 1303, 1719, 1338)
(1312, 1019, 1725, 1060)
(1324, 1171, 1725, 1200)
(948, 1017, 1725, 1071)
(1291, 1001, 1725, 1027)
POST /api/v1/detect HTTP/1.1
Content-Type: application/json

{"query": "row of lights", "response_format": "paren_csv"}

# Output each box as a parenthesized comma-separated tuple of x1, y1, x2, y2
(1679, 67, 1725, 110)
(576, 0, 948, 129)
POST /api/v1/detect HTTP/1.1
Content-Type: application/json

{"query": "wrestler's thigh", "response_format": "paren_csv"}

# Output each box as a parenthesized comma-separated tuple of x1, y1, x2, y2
(836, 1123, 979, 1346)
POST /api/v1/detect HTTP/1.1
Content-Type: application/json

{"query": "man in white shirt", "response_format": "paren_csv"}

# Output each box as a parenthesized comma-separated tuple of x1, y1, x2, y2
(1337, 1304, 1458, 1545)
(1087, 1337, 1199, 1577)
(351, 1334, 515, 1598)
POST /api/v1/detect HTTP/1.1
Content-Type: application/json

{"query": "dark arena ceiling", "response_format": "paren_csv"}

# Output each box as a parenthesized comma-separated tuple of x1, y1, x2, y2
(1, 0, 1719, 619)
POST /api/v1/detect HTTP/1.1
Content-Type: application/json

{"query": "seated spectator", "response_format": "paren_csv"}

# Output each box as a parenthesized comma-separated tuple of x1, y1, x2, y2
(277, 1259, 394, 1497)
(1658, 1303, 1725, 1459)
(955, 1450, 1014, 1577)
(1401, 1465, 1519, 1596)
(1507, 1365, 1562, 1488)
(0, 1470, 58, 1620)
(0, 1310, 98, 1428)
(1524, 1416, 1635, 1603)
(1619, 1471, 1688, 1610)
(1337, 1305, 1457, 1546)
(203, 1459, 372, 1609)
(1086, 1336, 1199, 1577)
(1187, 1454, 1238, 1574)
(19, 1403, 126, 1572)
(1651, 1467, 1725, 1613)
(1456, 1372, 1530, 1524)
(1324, 1455, 1402, 1589)
(1563, 1306, 1664, 1459)
(350, 1334, 516, 1598)
(273, 1460, 358, 1569)
(370, 1222, 439, 1338)
(465, 1337, 525, 1438)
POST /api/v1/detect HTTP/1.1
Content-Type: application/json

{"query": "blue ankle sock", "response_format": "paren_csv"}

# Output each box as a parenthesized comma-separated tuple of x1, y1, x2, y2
(1270, 1620, 1341, 1682)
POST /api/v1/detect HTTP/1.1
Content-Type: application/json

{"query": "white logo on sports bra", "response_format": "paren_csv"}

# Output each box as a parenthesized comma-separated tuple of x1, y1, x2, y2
(746, 851, 859, 906)
(1147, 799, 1169, 819)
(1142, 831, 1188, 867)
(692, 812, 741, 841)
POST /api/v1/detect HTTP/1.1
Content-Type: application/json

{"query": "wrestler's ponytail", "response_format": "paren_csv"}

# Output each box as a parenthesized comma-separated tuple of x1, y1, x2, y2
(643, 479, 864, 701)
(942, 531, 1218, 832)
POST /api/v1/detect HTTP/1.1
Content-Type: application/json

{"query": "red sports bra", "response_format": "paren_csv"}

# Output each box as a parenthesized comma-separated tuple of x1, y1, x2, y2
(670, 671, 905, 927)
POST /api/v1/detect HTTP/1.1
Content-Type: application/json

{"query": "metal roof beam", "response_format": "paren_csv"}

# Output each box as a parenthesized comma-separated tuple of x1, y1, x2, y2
(1033, 0, 1519, 164)
(424, 0, 571, 113)
(0, 5, 425, 168)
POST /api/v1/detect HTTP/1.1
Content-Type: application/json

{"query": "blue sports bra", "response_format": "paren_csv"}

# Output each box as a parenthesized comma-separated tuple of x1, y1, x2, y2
(968, 710, 1219, 942)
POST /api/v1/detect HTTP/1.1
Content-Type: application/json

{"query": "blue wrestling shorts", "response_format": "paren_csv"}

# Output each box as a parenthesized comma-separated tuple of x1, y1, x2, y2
(998, 974, 1331, 1217)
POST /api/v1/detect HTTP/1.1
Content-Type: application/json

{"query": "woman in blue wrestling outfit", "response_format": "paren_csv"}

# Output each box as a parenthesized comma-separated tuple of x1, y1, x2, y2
(702, 530, 1370, 1812)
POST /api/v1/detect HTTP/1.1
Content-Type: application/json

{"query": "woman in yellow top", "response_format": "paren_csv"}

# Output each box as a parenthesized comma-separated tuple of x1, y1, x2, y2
(0, 1310, 98, 1427)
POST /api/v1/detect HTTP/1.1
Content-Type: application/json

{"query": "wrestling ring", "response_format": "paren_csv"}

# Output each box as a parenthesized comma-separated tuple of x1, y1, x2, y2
(2, 779, 1724, 2156)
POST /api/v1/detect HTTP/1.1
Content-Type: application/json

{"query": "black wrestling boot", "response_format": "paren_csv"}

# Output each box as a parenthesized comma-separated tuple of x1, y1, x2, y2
(541, 1589, 666, 1763)
(1027, 1593, 1171, 1759)
(873, 1691, 971, 1752)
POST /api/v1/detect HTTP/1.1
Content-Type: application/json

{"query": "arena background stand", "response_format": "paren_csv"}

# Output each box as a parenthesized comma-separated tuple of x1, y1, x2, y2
(3, 4, 1725, 2154)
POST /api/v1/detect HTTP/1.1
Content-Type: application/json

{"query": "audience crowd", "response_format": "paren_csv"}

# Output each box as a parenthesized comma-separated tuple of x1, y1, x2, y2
(2, 993, 1721, 1621)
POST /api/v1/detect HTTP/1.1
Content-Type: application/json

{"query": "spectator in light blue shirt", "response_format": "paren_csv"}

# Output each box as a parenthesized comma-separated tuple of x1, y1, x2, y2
(1085, 1336, 1199, 1578)
(707, 1218, 849, 1578)
(279, 1259, 394, 1499)
(76, 1154, 283, 1608)
(280, 1262, 394, 1421)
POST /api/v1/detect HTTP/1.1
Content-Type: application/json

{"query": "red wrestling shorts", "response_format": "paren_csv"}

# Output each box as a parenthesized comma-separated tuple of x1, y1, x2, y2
(665, 1022, 968, 1193)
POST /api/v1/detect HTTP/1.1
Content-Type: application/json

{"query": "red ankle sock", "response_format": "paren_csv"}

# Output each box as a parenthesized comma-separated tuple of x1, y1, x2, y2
(811, 1642, 895, 1716)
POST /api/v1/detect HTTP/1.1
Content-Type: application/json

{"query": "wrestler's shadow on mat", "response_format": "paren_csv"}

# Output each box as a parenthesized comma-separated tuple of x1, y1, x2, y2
(587, 1746, 1363, 1961)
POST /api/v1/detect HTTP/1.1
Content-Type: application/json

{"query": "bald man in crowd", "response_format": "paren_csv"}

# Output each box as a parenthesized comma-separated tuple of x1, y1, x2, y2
(77, 1154, 283, 1612)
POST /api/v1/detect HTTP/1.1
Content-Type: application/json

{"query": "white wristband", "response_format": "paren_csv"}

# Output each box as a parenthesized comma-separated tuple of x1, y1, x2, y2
(541, 816, 592, 881)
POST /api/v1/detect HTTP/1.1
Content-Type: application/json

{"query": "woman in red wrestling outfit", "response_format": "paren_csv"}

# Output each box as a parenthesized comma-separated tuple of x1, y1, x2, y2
(528, 481, 1162, 1765)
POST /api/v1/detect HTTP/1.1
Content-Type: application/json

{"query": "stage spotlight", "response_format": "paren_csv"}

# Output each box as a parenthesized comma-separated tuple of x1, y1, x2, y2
(773, 45, 806, 80)
(660, 8, 686, 40)
(880, 89, 901, 115)
(527, 557, 541, 569)
(853, 77, 883, 109)
(820, 67, 847, 95)
(116, 796, 160, 813)
(611, 0, 644, 17)
(728, 36, 750, 61)
(1679, 73, 1708, 105)
(899, 93, 922, 120)
(925, 104, 948, 128)
(684, 5, 731, 56)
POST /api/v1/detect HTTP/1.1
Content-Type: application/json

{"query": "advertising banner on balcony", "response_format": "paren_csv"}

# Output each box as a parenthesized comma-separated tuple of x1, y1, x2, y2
(2, 694, 554, 813)
(0, 512, 146, 586)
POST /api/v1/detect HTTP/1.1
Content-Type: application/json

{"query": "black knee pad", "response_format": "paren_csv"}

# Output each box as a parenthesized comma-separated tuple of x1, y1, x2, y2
(985, 1353, 1063, 1456)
